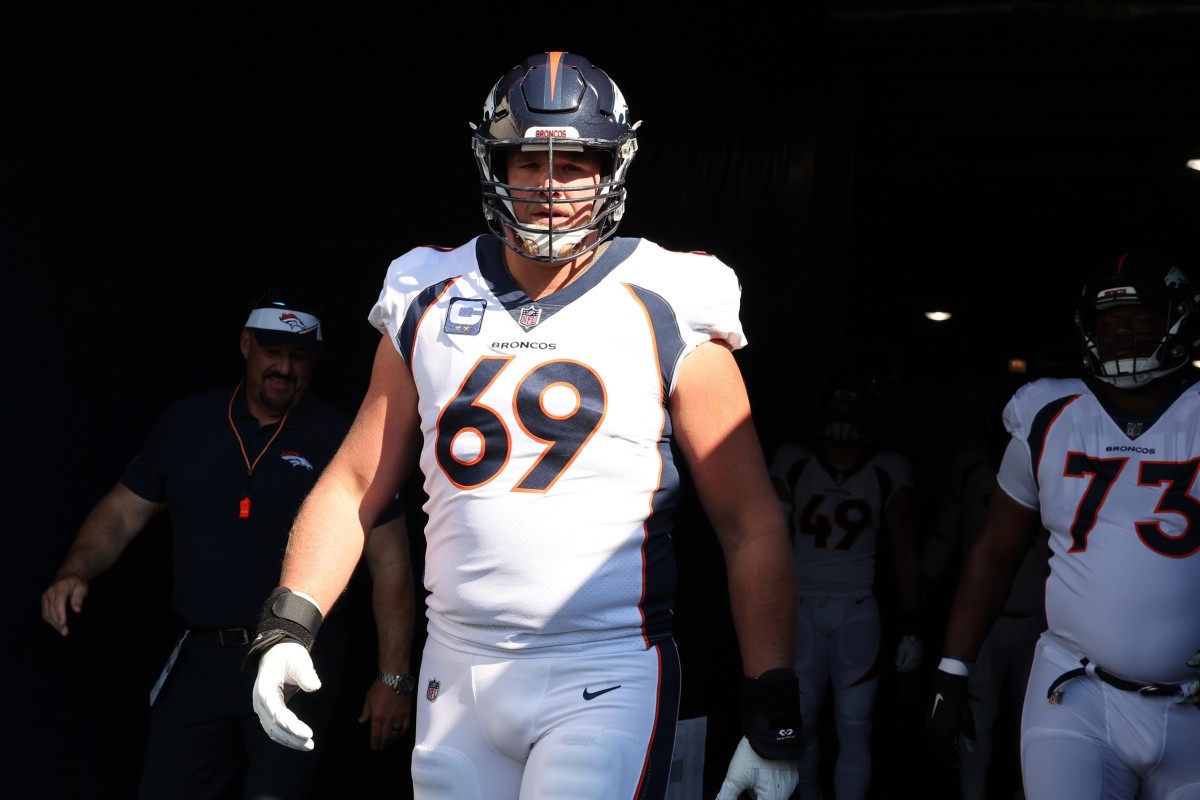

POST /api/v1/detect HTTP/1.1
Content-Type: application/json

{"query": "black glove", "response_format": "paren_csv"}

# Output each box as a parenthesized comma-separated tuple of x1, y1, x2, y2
(241, 587, 323, 673)
(925, 668, 976, 768)
(741, 668, 804, 760)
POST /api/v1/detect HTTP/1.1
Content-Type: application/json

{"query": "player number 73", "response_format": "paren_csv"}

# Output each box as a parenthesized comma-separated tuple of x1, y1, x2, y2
(1064, 453, 1200, 557)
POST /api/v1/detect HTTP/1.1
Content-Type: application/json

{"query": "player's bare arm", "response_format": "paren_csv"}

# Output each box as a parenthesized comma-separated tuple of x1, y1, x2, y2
(670, 339, 796, 676)
(280, 336, 421, 613)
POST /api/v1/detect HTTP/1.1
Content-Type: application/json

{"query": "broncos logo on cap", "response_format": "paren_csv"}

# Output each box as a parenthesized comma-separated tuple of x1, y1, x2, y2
(277, 312, 318, 335)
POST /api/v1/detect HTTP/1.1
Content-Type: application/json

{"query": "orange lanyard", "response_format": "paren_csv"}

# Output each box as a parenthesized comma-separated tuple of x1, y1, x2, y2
(227, 381, 289, 519)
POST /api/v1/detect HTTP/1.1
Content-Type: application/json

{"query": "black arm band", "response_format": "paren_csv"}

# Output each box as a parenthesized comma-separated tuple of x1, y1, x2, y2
(741, 667, 804, 760)
(241, 587, 323, 673)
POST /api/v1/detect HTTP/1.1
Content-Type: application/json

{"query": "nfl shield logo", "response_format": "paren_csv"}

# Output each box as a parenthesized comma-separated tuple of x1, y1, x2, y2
(518, 304, 542, 330)
(426, 678, 441, 703)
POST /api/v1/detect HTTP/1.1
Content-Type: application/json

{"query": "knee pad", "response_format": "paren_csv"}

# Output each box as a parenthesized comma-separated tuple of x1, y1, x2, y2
(837, 683, 878, 725)
(411, 744, 483, 800)
(526, 728, 624, 800)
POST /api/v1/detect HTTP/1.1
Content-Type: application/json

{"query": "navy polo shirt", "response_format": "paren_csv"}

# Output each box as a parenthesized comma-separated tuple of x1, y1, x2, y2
(121, 383, 403, 630)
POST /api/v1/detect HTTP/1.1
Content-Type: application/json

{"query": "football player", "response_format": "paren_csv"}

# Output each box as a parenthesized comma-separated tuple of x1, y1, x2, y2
(927, 253, 1200, 800)
(243, 52, 803, 800)
(769, 367, 925, 800)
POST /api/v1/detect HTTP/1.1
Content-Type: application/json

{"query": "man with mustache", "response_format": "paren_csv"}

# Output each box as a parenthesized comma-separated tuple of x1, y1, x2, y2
(41, 288, 415, 799)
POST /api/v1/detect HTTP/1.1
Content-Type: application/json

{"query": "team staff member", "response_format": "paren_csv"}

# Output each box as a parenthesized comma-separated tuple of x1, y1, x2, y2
(926, 253, 1200, 800)
(41, 289, 416, 800)
(244, 52, 803, 800)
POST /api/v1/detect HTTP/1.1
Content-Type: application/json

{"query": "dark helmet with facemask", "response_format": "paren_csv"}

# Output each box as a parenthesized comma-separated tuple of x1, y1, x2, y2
(1075, 253, 1200, 387)
(813, 367, 880, 444)
(470, 52, 640, 263)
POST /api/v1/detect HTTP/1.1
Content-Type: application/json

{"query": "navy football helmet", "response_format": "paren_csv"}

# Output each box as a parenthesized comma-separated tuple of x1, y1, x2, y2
(813, 367, 880, 444)
(470, 52, 639, 263)
(1075, 253, 1200, 387)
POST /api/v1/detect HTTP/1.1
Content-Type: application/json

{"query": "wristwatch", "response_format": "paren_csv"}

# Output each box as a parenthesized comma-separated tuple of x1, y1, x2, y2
(377, 672, 416, 695)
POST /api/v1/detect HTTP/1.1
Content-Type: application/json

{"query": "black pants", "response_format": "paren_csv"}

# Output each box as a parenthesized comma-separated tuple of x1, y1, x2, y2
(137, 622, 346, 800)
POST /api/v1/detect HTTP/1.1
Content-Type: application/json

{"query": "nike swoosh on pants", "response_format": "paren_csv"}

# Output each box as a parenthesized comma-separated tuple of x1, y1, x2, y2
(582, 685, 621, 701)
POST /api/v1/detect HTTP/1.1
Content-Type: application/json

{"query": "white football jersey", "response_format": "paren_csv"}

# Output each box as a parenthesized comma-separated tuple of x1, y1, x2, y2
(769, 441, 912, 597)
(999, 375, 1200, 684)
(368, 236, 745, 657)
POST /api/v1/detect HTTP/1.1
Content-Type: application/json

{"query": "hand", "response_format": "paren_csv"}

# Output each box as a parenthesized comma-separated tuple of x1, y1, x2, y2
(714, 736, 799, 800)
(359, 680, 414, 750)
(40, 576, 89, 636)
(894, 634, 923, 673)
(251, 642, 322, 751)
(926, 669, 976, 768)
(1183, 649, 1200, 708)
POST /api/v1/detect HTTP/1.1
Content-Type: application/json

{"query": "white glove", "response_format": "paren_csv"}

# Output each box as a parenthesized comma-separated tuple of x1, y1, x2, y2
(894, 634, 923, 674)
(714, 736, 799, 800)
(251, 641, 323, 751)
(1182, 649, 1200, 708)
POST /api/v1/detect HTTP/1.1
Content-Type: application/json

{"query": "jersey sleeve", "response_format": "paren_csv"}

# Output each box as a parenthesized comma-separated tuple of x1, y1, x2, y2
(119, 401, 181, 503)
(996, 385, 1042, 509)
(658, 247, 748, 351)
(368, 251, 422, 355)
(367, 240, 479, 358)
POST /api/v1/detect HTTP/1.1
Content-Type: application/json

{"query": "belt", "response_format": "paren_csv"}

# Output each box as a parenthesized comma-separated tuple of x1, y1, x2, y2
(1047, 657, 1182, 704)
(191, 628, 251, 647)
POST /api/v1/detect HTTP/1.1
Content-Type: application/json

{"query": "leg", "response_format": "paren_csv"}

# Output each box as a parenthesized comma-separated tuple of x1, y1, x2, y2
(413, 637, 679, 800)
(138, 640, 245, 799)
(1139, 697, 1200, 800)
(959, 619, 1007, 800)
(1018, 636, 1138, 800)
(518, 642, 680, 800)
(827, 596, 879, 800)
(999, 614, 1044, 800)
(794, 597, 832, 800)
(412, 638, 517, 800)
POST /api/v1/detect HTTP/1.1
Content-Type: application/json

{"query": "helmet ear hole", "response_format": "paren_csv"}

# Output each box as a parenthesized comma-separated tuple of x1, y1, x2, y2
(489, 150, 511, 184)
(596, 151, 616, 179)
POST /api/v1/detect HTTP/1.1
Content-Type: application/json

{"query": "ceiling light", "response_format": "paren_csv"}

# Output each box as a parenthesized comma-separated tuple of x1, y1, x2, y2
(1188, 159, 1200, 172)
(925, 311, 952, 322)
